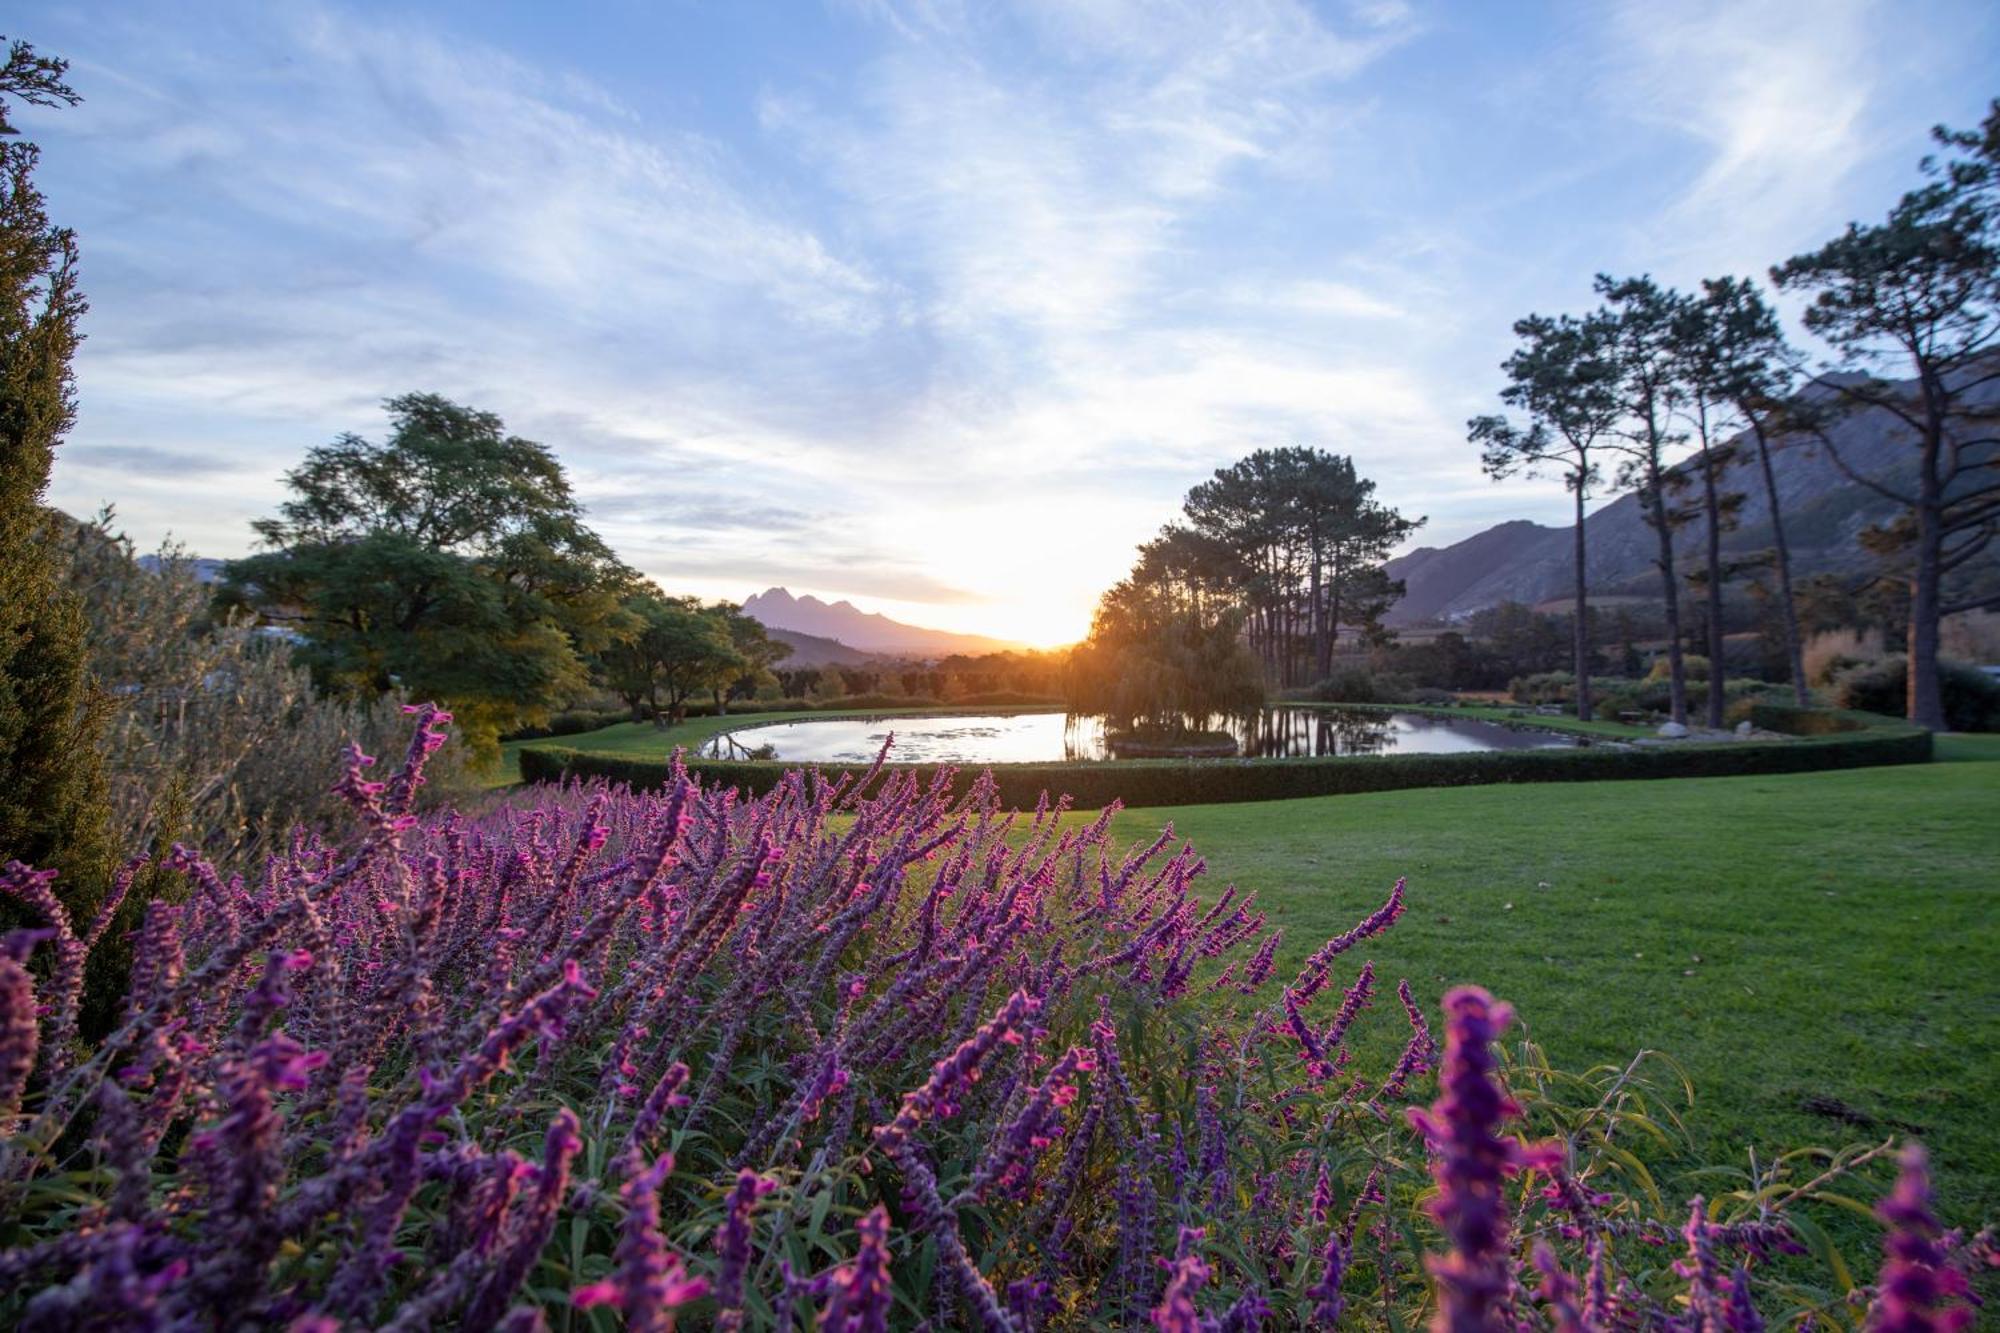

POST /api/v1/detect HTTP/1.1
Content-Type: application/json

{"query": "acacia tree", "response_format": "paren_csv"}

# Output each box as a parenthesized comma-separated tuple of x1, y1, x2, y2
(1597, 274, 1695, 727)
(0, 40, 113, 918)
(222, 394, 636, 758)
(1690, 277, 1811, 706)
(1771, 100, 2000, 729)
(1469, 310, 1620, 721)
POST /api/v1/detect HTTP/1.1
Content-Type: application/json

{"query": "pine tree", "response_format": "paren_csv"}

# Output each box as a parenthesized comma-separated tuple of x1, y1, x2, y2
(0, 40, 114, 923)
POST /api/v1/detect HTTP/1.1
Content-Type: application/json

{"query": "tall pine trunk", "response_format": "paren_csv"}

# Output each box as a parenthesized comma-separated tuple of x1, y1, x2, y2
(1646, 469, 1689, 726)
(1908, 426, 1945, 730)
(1698, 448, 1726, 729)
(1748, 420, 1809, 706)
(1571, 487, 1592, 722)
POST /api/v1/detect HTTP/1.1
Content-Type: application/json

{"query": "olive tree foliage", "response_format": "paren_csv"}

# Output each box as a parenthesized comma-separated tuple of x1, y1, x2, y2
(57, 513, 467, 873)
(1771, 99, 2000, 730)
(0, 39, 114, 920)
(221, 394, 637, 760)
(1469, 310, 1620, 722)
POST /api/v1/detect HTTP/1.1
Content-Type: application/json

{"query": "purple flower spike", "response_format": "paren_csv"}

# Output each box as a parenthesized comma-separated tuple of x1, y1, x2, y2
(1406, 986, 1558, 1333)
(874, 989, 1040, 1150)
(0, 942, 40, 1129)
(1532, 1241, 1584, 1333)
(1872, 1144, 1975, 1333)
(573, 1151, 708, 1332)
(713, 1168, 778, 1330)
(821, 1205, 894, 1333)
(1150, 1226, 1210, 1332)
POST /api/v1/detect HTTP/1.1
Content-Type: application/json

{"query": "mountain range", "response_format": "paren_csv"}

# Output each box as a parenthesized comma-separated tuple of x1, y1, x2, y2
(740, 587, 1029, 660)
(1383, 369, 1994, 625)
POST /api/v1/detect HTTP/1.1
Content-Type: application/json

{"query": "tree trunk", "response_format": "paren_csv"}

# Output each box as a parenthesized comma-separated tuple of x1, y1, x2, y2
(1748, 420, 1809, 706)
(1648, 472, 1688, 726)
(1908, 437, 1945, 730)
(1572, 486, 1593, 722)
(1699, 449, 1726, 730)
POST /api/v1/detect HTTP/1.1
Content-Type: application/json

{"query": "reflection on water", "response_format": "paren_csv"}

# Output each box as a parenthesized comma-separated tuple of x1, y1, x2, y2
(696, 708, 1583, 765)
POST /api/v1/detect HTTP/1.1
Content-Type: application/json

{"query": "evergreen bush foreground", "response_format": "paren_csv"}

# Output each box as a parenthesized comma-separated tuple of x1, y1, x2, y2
(0, 710, 1984, 1329)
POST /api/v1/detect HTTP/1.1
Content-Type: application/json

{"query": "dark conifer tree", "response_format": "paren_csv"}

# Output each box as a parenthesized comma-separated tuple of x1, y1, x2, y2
(0, 40, 113, 922)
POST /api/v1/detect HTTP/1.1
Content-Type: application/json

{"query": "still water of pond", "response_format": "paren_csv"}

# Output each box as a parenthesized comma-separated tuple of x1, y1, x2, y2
(696, 708, 1584, 764)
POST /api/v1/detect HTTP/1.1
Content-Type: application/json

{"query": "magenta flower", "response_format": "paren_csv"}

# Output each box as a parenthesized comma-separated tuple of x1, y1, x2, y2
(1151, 1227, 1211, 1333)
(820, 1205, 894, 1333)
(1871, 1144, 1975, 1333)
(573, 1152, 708, 1332)
(1406, 986, 1559, 1333)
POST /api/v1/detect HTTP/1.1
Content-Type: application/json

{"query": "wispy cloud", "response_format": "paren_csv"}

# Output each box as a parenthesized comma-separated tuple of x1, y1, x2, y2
(21, 0, 1996, 643)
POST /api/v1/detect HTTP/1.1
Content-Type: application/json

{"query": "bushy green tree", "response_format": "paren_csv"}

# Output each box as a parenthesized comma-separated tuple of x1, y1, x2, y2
(598, 592, 742, 721)
(222, 394, 635, 759)
(0, 40, 113, 921)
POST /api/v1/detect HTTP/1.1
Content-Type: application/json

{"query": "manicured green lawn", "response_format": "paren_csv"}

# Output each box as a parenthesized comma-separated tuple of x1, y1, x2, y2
(1094, 742, 1999, 1230)
(502, 709, 1994, 1231)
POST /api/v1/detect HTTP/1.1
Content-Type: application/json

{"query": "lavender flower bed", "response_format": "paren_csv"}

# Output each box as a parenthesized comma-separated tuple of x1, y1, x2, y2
(0, 709, 1984, 1329)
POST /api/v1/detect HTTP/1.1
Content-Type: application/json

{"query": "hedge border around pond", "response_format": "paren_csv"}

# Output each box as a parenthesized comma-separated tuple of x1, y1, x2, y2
(515, 705, 1932, 809)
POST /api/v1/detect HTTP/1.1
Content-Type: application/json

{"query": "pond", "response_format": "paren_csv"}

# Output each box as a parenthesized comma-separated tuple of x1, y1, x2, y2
(695, 708, 1585, 764)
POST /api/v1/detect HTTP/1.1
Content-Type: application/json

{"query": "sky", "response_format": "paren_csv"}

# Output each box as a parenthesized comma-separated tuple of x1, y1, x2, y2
(13, 0, 1998, 647)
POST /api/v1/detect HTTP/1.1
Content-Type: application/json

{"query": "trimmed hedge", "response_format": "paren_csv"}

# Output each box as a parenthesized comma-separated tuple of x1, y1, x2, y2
(517, 707, 1931, 809)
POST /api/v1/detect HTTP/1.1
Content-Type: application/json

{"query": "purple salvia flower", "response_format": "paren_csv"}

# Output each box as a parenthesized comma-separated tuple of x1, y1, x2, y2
(0, 932, 45, 1129)
(1723, 1263, 1765, 1333)
(573, 1151, 709, 1332)
(1406, 986, 1560, 1333)
(1532, 1241, 1584, 1333)
(875, 988, 1039, 1150)
(1677, 1198, 1727, 1332)
(820, 1204, 894, 1333)
(1871, 1144, 1975, 1333)
(955, 1043, 1095, 1204)
(461, 1110, 584, 1329)
(1236, 929, 1282, 993)
(1151, 1226, 1210, 1332)
(890, 1139, 1019, 1331)
(713, 1168, 778, 1330)
(1307, 1223, 1348, 1326)
(1287, 878, 1405, 1005)
(1, 862, 86, 1081)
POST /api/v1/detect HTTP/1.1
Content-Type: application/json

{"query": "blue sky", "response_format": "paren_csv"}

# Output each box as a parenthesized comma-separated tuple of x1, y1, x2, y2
(14, 0, 1997, 645)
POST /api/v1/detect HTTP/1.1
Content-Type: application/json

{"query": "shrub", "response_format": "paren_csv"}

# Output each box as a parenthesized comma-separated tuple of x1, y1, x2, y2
(1313, 665, 1412, 704)
(1803, 627, 1887, 686)
(522, 707, 1931, 809)
(1508, 671, 1574, 705)
(58, 522, 470, 872)
(1835, 656, 2000, 731)
(1645, 653, 1709, 682)
(500, 706, 632, 741)
(947, 690, 1066, 707)
(2, 709, 1958, 1330)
